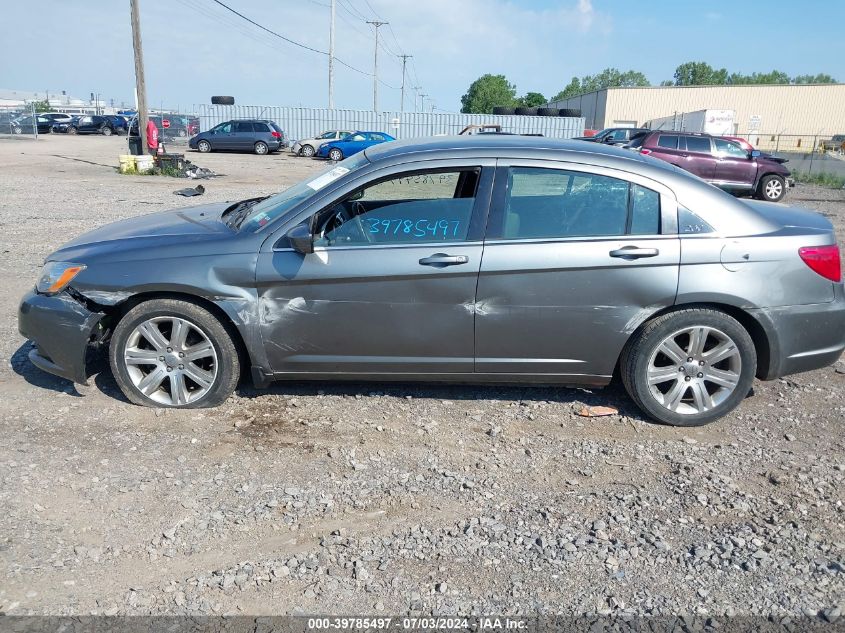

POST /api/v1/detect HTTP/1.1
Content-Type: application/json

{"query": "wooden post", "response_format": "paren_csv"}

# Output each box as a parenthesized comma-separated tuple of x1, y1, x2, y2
(130, 0, 149, 152)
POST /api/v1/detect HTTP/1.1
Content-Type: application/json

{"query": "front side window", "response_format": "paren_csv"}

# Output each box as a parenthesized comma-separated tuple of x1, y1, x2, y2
(318, 131, 336, 139)
(502, 167, 661, 239)
(713, 138, 747, 158)
(213, 122, 232, 134)
(312, 169, 481, 247)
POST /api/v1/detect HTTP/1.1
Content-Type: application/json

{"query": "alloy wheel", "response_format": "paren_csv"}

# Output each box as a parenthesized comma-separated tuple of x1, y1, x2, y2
(765, 179, 783, 200)
(123, 316, 218, 406)
(329, 148, 343, 161)
(646, 326, 741, 415)
(302, 145, 315, 157)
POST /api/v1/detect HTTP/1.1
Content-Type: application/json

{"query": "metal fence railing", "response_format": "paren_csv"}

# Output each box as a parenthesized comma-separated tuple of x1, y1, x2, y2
(191, 104, 585, 141)
(0, 103, 38, 139)
(744, 133, 845, 154)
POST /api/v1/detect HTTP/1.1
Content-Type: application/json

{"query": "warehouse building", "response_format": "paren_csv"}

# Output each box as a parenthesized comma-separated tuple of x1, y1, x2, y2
(548, 84, 845, 151)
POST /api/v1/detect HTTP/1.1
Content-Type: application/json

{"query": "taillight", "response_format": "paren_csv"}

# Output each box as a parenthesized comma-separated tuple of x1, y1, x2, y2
(271, 131, 281, 139)
(640, 148, 652, 155)
(799, 245, 842, 282)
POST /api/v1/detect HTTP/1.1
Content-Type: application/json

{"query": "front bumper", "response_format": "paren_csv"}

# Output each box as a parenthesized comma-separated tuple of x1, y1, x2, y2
(752, 283, 845, 379)
(786, 177, 795, 189)
(18, 290, 105, 385)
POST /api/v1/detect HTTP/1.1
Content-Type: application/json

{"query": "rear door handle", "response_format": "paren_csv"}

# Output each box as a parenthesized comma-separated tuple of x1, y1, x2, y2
(419, 253, 469, 267)
(609, 246, 659, 259)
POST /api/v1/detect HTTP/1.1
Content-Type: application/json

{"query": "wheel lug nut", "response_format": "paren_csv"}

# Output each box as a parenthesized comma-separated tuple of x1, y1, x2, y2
(178, 364, 184, 370)
(697, 372, 703, 378)
(687, 357, 693, 362)
(166, 366, 173, 372)
(158, 356, 164, 361)
(179, 352, 185, 358)
(166, 347, 172, 352)
(699, 361, 705, 366)
(684, 376, 691, 382)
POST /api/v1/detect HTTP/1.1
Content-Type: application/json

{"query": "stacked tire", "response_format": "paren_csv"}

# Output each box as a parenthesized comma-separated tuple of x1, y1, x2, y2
(560, 108, 581, 117)
(492, 106, 516, 115)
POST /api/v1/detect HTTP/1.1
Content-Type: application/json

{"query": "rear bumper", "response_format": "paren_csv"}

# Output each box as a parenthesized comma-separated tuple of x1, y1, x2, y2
(752, 283, 845, 379)
(18, 290, 104, 385)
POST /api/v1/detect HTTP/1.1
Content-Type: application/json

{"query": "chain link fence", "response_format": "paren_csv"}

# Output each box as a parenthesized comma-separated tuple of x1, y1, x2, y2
(0, 103, 39, 139)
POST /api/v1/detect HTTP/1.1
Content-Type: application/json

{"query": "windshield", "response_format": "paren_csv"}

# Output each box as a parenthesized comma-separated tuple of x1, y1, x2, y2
(239, 151, 370, 231)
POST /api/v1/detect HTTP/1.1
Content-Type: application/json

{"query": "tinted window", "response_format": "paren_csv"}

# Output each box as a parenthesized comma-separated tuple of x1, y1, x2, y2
(503, 168, 630, 239)
(657, 135, 679, 149)
(630, 185, 660, 235)
(713, 138, 747, 158)
(318, 131, 336, 139)
(314, 169, 480, 246)
(685, 136, 712, 153)
(253, 122, 270, 133)
(233, 121, 254, 133)
(608, 129, 628, 141)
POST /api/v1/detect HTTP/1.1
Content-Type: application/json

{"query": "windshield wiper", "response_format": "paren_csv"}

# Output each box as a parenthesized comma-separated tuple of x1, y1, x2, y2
(222, 196, 268, 229)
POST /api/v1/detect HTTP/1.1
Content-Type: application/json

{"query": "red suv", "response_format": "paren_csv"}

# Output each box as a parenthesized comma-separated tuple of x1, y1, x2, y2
(636, 131, 794, 202)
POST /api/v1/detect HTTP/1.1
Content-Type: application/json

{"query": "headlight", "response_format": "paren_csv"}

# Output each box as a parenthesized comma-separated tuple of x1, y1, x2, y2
(36, 261, 86, 294)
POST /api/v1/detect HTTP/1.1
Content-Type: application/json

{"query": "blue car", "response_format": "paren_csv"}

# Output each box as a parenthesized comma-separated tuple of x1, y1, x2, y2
(316, 130, 395, 161)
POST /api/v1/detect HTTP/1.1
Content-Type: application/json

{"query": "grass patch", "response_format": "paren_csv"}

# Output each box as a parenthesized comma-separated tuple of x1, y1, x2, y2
(793, 171, 845, 189)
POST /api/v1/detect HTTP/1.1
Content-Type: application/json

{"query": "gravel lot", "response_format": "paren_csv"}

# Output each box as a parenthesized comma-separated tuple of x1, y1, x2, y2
(1, 134, 844, 619)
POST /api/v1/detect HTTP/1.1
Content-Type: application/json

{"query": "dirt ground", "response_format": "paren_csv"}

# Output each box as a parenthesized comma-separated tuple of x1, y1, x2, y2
(1, 134, 844, 619)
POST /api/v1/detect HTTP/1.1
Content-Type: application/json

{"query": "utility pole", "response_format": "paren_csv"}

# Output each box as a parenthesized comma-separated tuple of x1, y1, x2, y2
(413, 86, 421, 112)
(328, 0, 335, 109)
(398, 54, 412, 113)
(130, 0, 148, 151)
(420, 93, 428, 114)
(366, 20, 387, 111)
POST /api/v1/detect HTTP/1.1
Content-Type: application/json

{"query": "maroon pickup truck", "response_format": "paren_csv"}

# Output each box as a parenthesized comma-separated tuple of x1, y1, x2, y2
(636, 131, 794, 202)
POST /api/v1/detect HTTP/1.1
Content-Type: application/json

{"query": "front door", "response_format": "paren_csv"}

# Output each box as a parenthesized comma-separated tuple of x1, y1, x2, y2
(255, 162, 494, 375)
(712, 137, 757, 190)
(475, 162, 680, 378)
(210, 122, 235, 149)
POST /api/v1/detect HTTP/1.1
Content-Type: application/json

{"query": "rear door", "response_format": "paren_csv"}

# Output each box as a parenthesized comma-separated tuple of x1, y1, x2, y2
(475, 161, 680, 378)
(713, 138, 756, 190)
(680, 136, 717, 180)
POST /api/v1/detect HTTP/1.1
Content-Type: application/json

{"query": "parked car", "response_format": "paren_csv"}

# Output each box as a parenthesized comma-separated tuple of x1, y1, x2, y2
(10, 114, 53, 135)
(819, 134, 845, 152)
(18, 136, 844, 426)
(292, 130, 353, 157)
(637, 131, 794, 202)
(574, 127, 650, 145)
(316, 131, 395, 161)
(57, 115, 118, 136)
(39, 113, 75, 130)
(189, 119, 285, 155)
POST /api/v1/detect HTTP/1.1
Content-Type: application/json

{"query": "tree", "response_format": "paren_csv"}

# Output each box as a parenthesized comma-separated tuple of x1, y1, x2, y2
(551, 68, 649, 102)
(518, 92, 547, 107)
(30, 99, 51, 113)
(673, 61, 728, 86)
(460, 74, 517, 113)
(793, 73, 836, 84)
(729, 70, 790, 85)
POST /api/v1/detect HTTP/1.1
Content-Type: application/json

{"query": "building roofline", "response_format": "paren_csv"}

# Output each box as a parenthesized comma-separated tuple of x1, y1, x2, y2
(550, 82, 845, 102)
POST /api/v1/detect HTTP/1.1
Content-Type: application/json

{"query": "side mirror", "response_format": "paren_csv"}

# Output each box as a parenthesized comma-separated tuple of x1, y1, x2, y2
(750, 150, 761, 158)
(287, 221, 314, 255)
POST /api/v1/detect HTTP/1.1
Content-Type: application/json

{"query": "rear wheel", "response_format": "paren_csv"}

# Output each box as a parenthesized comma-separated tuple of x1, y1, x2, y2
(67, 126, 78, 135)
(197, 139, 211, 153)
(301, 144, 315, 157)
(101, 126, 113, 136)
(620, 309, 756, 426)
(757, 174, 785, 202)
(254, 141, 269, 155)
(328, 147, 343, 161)
(109, 299, 240, 409)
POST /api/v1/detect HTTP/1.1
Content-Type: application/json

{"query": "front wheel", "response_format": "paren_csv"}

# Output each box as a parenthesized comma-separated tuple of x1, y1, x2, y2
(301, 144, 315, 157)
(620, 309, 756, 426)
(67, 126, 78, 135)
(328, 148, 343, 161)
(254, 141, 269, 155)
(757, 174, 785, 202)
(101, 126, 113, 136)
(197, 139, 211, 153)
(109, 299, 240, 408)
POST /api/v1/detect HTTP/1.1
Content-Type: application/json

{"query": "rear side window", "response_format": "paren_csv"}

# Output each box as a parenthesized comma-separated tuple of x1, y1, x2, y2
(685, 136, 712, 153)
(657, 135, 679, 149)
(502, 168, 660, 239)
(234, 121, 254, 133)
(253, 122, 270, 132)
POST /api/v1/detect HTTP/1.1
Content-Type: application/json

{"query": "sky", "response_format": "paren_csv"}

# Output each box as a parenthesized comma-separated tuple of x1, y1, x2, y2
(1, 0, 844, 113)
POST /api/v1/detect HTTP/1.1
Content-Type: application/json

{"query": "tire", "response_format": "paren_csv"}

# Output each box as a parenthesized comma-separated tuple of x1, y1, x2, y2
(197, 139, 211, 153)
(254, 141, 269, 155)
(12, 126, 22, 135)
(67, 126, 78, 135)
(109, 298, 240, 409)
(756, 174, 786, 202)
(101, 126, 113, 136)
(620, 308, 756, 427)
(328, 147, 344, 161)
(560, 109, 581, 117)
(515, 107, 538, 116)
(537, 107, 560, 117)
(211, 96, 235, 105)
(492, 106, 516, 115)
(301, 144, 315, 157)
(178, 129, 187, 137)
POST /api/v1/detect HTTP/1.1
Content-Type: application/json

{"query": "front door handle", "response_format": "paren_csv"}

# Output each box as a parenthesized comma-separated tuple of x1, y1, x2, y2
(419, 253, 469, 267)
(609, 246, 659, 259)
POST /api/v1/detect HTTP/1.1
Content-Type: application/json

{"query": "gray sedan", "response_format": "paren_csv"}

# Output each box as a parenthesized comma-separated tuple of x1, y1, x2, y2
(18, 136, 845, 426)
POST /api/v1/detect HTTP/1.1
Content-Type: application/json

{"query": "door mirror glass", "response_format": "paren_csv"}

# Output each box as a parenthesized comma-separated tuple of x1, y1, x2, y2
(287, 221, 314, 254)
(750, 149, 762, 158)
